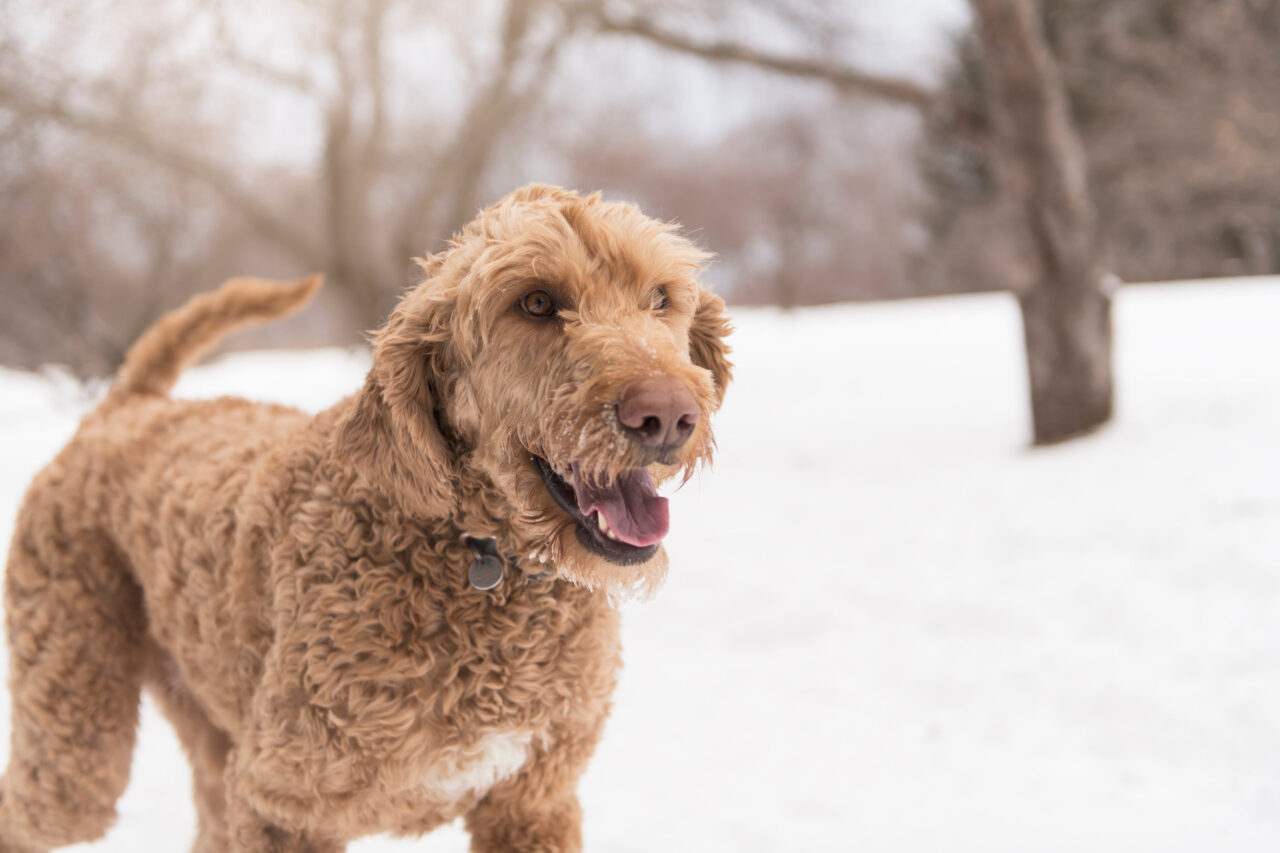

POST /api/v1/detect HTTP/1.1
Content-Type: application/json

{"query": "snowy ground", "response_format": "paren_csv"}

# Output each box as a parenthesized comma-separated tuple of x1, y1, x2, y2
(1, 278, 1277, 852)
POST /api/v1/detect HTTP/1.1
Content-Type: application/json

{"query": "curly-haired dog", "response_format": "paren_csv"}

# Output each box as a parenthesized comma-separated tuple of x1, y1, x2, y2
(0, 184, 732, 852)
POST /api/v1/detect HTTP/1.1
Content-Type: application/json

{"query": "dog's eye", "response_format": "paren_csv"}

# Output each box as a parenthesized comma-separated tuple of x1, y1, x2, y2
(520, 289, 556, 318)
(652, 286, 669, 313)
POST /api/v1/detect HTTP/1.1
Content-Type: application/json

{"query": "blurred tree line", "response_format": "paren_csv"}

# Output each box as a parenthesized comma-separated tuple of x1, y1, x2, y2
(1, 0, 1276, 442)
(0, 0, 934, 377)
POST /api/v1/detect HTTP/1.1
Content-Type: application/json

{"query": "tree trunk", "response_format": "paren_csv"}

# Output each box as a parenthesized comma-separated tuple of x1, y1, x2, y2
(1018, 281, 1113, 442)
(970, 0, 1114, 444)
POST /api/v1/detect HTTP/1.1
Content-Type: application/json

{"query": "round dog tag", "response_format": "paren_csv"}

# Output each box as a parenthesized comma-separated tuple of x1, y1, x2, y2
(469, 554, 504, 590)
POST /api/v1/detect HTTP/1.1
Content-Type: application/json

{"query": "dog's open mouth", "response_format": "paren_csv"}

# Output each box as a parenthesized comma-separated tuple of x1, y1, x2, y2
(531, 455, 667, 566)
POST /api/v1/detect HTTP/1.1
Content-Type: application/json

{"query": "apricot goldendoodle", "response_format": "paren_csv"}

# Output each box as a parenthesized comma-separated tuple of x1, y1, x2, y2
(0, 184, 731, 852)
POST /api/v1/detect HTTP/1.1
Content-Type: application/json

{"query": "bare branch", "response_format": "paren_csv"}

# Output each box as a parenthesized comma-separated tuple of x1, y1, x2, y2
(437, 7, 570, 237)
(313, 0, 397, 309)
(588, 8, 935, 111)
(396, 0, 564, 257)
(0, 84, 325, 270)
(213, 1, 320, 95)
(217, 43, 319, 96)
(358, 0, 390, 175)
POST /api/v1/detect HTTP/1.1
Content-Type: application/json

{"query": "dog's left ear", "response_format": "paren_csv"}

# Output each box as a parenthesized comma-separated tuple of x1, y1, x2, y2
(335, 288, 458, 518)
(688, 288, 733, 410)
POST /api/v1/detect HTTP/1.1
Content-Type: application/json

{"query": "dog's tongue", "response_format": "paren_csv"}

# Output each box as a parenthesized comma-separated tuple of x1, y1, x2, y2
(571, 464, 669, 547)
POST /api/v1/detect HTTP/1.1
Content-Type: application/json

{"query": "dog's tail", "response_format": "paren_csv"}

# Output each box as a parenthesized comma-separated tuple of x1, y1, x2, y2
(108, 274, 323, 402)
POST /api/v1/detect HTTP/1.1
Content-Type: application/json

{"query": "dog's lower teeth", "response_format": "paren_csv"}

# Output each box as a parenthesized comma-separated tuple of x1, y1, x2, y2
(596, 513, 621, 541)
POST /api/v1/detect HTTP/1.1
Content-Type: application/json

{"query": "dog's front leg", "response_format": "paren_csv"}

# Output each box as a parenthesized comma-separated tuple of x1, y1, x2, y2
(463, 730, 602, 853)
(223, 781, 347, 853)
(222, 731, 348, 853)
(465, 784, 582, 853)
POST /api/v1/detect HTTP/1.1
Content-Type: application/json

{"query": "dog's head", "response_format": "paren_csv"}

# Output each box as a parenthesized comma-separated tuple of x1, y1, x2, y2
(337, 185, 731, 596)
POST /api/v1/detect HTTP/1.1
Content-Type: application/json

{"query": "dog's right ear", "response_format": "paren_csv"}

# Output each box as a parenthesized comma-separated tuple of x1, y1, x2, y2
(335, 289, 457, 518)
(688, 288, 733, 410)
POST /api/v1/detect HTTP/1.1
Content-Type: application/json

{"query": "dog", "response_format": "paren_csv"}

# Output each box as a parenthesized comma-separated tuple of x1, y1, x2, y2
(0, 184, 731, 852)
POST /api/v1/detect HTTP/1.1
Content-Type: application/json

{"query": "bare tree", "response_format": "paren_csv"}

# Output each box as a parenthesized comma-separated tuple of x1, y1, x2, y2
(968, 0, 1112, 443)
(0, 0, 573, 374)
(0, 132, 208, 376)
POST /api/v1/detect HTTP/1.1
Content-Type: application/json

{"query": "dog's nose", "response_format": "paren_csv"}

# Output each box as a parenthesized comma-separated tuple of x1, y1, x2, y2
(617, 379, 700, 451)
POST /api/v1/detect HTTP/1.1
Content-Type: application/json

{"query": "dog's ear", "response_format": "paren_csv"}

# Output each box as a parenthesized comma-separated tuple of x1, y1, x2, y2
(688, 287, 733, 410)
(336, 290, 457, 518)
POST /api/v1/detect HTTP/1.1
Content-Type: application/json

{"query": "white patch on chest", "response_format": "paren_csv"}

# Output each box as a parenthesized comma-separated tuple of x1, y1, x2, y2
(420, 730, 533, 801)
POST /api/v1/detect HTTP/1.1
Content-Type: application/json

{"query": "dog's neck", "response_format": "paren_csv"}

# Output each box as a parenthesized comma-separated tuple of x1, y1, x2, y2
(443, 470, 558, 588)
(321, 401, 567, 591)
(462, 534, 556, 591)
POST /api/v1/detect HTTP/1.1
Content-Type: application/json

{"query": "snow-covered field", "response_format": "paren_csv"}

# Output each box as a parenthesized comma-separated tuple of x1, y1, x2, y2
(1, 278, 1277, 852)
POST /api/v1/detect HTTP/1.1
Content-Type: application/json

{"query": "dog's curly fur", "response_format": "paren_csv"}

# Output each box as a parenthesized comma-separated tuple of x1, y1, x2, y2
(0, 185, 732, 852)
